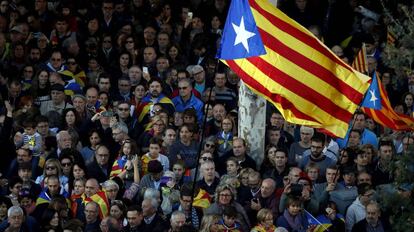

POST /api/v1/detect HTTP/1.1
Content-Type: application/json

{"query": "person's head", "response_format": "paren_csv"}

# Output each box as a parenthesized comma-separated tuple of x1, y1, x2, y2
(95, 144, 110, 166)
(102, 180, 119, 201)
(214, 72, 226, 88)
(116, 101, 131, 120)
(353, 148, 369, 167)
(72, 162, 86, 179)
(247, 171, 262, 191)
(148, 78, 163, 97)
(0, 196, 12, 218)
(41, 208, 60, 228)
(148, 160, 163, 181)
(121, 139, 138, 157)
(163, 127, 176, 146)
(286, 197, 302, 216)
(156, 56, 170, 72)
(63, 108, 79, 128)
(222, 205, 237, 227)
(143, 46, 157, 63)
(50, 83, 66, 105)
(57, 130, 72, 150)
(342, 167, 356, 186)
(22, 119, 36, 136)
(170, 211, 186, 231)
(98, 74, 111, 92)
(203, 136, 217, 153)
(179, 123, 195, 143)
(261, 178, 276, 198)
(141, 198, 158, 217)
(73, 178, 86, 195)
(85, 201, 99, 224)
(348, 129, 361, 148)
(401, 134, 414, 153)
(378, 139, 394, 164)
(111, 122, 128, 143)
(44, 158, 62, 177)
(201, 160, 215, 181)
(269, 111, 284, 129)
(109, 200, 126, 220)
(357, 183, 375, 206)
(85, 178, 99, 198)
(85, 85, 99, 106)
(215, 184, 236, 205)
(309, 133, 325, 158)
(212, 103, 226, 122)
(46, 175, 60, 196)
(7, 206, 24, 230)
(361, 144, 376, 163)
(232, 137, 247, 157)
(199, 214, 220, 232)
(288, 167, 302, 184)
(365, 201, 381, 226)
(126, 205, 143, 228)
(267, 127, 281, 146)
(50, 51, 63, 69)
(148, 137, 162, 158)
(59, 154, 73, 176)
(273, 147, 288, 168)
(256, 208, 274, 228)
(171, 160, 185, 181)
(17, 162, 32, 182)
(100, 216, 120, 232)
(226, 157, 240, 176)
(353, 111, 366, 130)
(326, 166, 340, 184)
(221, 116, 234, 133)
(8, 176, 23, 196)
(304, 163, 319, 182)
(118, 77, 131, 95)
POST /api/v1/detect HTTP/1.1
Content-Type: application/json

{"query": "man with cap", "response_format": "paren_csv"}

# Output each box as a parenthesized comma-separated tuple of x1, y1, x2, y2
(39, 83, 73, 116)
(140, 160, 164, 190)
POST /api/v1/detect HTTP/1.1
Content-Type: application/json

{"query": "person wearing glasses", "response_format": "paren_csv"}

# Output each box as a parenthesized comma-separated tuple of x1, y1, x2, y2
(345, 183, 376, 232)
(87, 145, 112, 183)
(35, 158, 68, 190)
(172, 79, 204, 124)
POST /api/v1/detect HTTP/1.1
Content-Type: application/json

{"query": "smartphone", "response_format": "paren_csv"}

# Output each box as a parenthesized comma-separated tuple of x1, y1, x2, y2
(143, 66, 149, 74)
(187, 12, 193, 20)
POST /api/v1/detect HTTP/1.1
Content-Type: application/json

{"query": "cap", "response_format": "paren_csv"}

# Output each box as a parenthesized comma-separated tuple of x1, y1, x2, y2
(50, 84, 65, 92)
(147, 160, 163, 173)
(191, 65, 204, 75)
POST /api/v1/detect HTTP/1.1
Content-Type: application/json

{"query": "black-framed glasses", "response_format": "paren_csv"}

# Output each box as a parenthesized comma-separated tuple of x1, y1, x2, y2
(205, 143, 215, 148)
(61, 162, 72, 167)
(201, 157, 213, 161)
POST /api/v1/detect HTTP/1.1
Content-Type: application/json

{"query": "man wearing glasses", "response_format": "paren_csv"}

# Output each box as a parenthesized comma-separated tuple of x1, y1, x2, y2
(87, 145, 112, 183)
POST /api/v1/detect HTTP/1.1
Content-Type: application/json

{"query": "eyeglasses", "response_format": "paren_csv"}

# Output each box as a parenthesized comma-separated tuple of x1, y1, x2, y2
(46, 166, 56, 170)
(61, 162, 72, 167)
(51, 58, 61, 61)
(178, 86, 189, 90)
(24, 70, 33, 73)
(201, 157, 213, 161)
(118, 108, 129, 111)
(67, 62, 76, 65)
(97, 154, 109, 158)
(205, 143, 215, 148)
(126, 40, 134, 43)
(103, 40, 111, 43)
(193, 70, 204, 75)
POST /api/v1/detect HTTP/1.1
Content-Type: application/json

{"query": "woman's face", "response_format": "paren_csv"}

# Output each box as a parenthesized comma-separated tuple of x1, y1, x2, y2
(288, 203, 301, 216)
(38, 71, 49, 85)
(267, 147, 277, 165)
(153, 120, 165, 135)
(73, 164, 85, 179)
(240, 174, 249, 186)
(89, 132, 101, 146)
(110, 205, 123, 219)
(125, 37, 135, 50)
(88, 19, 99, 32)
(168, 46, 178, 59)
(307, 168, 318, 181)
(99, 93, 108, 106)
(405, 94, 413, 107)
(222, 118, 232, 132)
(60, 158, 72, 176)
(50, 212, 59, 227)
(23, 66, 34, 79)
(218, 189, 232, 205)
(340, 150, 349, 164)
(73, 180, 85, 195)
(65, 111, 76, 125)
(45, 163, 58, 176)
(122, 142, 132, 155)
(179, 126, 192, 143)
(362, 148, 373, 163)
(262, 213, 274, 228)
(134, 85, 146, 99)
(67, 59, 77, 72)
(120, 54, 129, 67)
(211, 16, 221, 29)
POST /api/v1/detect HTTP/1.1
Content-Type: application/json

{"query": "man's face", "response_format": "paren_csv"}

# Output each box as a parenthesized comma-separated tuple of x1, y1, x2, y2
(142, 200, 155, 217)
(85, 204, 98, 224)
(213, 105, 226, 121)
(325, 168, 338, 183)
(202, 163, 215, 179)
(98, 78, 111, 92)
(310, 141, 324, 158)
(163, 129, 176, 145)
(180, 196, 192, 211)
(300, 130, 312, 143)
(55, 20, 68, 33)
(51, 90, 65, 104)
(353, 114, 365, 130)
(270, 113, 284, 129)
(8, 213, 24, 229)
(8, 83, 21, 98)
(58, 134, 72, 150)
(357, 173, 372, 185)
(143, 47, 156, 63)
(73, 97, 86, 113)
(171, 214, 186, 231)
(149, 81, 162, 97)
(178, 81, 191, 98)
(117, 103, 130, 120)
(365, 205, 380, 225)
(214, 73, 226, 88)
(112, 128, 124, 143)
(85, 180, 98, 197)
(172, 164, 184, 181)
(233, 140, 246, 157)
(348, 132, 360, 147)
(157, 34, 169, 48)
(86, 88, 98, 105)
(17, 149, 31, 163)
(379, 145, 393, 162)
(156, 58, 169, 72)
(268, 130, 281, 145)
(128, 67, 141, 81)
(143, 27, 156, 41)
(127, 210, 143, 228)
(260, 181, 275, 198)
(118, 80, 131, 95)
(50, 52, 62, 69)
(30, 48, 41, 61)
(95, 147, 110, 166)
(102, 2, 114, 18)
(274, 151, 287, 168)
(47, 179, 60, 195)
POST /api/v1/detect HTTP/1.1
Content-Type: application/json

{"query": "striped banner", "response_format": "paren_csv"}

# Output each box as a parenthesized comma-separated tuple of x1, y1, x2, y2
(387, 28, 396, 46)
(85, 191, 110, 219)
(362, 74, 414, 130)
(351, 43, 368, 74)
(221, 0, 370, 138)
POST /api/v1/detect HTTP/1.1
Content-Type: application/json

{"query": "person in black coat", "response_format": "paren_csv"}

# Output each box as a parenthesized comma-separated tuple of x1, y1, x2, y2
(352, 201, 392, 232)
(86, 145, 111, 183)
(141, 198, 169, 232)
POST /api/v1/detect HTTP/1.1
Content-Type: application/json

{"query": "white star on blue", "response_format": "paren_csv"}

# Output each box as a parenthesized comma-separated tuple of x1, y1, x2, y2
(361, 72, 382, 110)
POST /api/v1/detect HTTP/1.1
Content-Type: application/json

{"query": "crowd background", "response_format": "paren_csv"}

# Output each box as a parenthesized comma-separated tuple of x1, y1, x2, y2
(0, 0, 413, 231)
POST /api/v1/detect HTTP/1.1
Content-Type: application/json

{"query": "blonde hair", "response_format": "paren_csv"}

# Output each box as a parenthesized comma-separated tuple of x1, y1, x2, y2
(43, 158, 63, 177)
(199, 214, 220, 232)
(257, 208, 273, 223)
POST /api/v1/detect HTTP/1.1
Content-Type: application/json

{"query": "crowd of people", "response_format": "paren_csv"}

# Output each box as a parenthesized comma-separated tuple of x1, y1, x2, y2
(0, 0, 413, 231)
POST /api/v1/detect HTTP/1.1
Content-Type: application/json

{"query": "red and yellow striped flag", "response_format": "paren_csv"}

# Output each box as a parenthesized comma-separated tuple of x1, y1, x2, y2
(192, 188, 211, 208)
(387, 29, 396, 46)
(219, 0, 370, 138)
(351, 43, 369, 74)
(85, 191, 110, 219)
(362, 75, 414, 130)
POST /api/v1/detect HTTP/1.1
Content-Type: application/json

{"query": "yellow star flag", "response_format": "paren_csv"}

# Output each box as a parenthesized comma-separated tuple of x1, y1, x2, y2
(218, 0, 371, 138)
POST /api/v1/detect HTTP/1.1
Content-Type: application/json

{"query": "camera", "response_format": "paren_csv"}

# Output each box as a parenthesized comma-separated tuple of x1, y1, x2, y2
(290, 184, 303, 197)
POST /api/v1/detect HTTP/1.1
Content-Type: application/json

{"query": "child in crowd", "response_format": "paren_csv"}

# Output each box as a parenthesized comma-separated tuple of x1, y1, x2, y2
(141, 137, 170, 176)
(217, 205, 242, 232)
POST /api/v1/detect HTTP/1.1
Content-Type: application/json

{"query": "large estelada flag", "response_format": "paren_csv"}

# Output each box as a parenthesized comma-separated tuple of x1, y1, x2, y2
(362, 72, 414, 130)
(217, 0, 371, 138)
(351, 43, 368, 74)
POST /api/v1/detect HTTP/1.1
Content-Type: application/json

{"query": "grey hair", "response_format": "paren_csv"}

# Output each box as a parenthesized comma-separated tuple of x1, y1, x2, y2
(102, 179, 119, 191)
(85, 201, 99, 212)
(201, 160, 215, 171)
(143, 198, 159, 209)
(143, 188, 160, 200)
(8, 206, 24, 217)
(112, 122, 128, 134)
(213, 184, 237, 202)
(170, 210, 185, 223)
(56, 130, 71, 142)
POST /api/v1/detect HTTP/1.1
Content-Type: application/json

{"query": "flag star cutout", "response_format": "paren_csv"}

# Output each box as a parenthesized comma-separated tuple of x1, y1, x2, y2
(369, 89, 378, 106)
(232, 16, 256, 53)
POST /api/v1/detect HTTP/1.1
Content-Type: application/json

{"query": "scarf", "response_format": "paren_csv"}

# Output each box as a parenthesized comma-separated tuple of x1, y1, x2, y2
(283, 209, 304, 231)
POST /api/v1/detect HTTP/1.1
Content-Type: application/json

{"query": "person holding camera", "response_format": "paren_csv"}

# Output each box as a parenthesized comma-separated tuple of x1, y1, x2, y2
(250, 178, 279, 224)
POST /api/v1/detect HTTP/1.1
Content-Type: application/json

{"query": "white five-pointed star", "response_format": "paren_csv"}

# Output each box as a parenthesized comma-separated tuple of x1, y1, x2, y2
(369, 89, 378, 106)
(232, 16, 256, 53)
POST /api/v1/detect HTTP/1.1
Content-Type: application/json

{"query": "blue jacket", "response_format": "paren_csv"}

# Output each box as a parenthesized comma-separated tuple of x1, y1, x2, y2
(172, 94, 204, 124)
